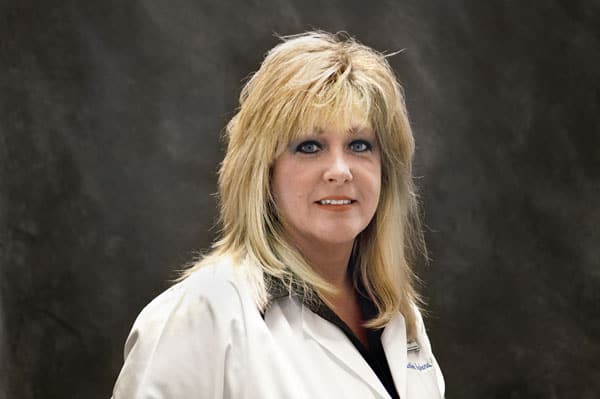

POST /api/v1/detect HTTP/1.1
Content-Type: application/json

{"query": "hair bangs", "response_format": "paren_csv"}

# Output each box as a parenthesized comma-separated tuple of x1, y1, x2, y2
(274, 77, 374, 156)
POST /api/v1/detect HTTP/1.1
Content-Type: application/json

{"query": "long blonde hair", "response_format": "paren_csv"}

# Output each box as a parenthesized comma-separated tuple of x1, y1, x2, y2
(184, 31, 426, 339)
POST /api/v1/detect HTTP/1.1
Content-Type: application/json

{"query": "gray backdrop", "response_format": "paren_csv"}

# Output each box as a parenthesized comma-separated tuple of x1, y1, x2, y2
(1, 1, 599, 398)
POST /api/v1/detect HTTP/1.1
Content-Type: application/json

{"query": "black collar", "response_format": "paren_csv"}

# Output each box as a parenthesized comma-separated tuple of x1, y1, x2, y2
(262, 273, 378, 322)
(263, 273, 327, 315)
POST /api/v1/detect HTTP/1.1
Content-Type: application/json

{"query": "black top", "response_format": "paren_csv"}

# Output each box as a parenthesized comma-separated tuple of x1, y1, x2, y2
(264, 275, 400, 399)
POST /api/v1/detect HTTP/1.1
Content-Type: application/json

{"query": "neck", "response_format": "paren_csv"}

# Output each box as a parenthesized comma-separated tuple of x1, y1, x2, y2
(287, 234, 354, 289)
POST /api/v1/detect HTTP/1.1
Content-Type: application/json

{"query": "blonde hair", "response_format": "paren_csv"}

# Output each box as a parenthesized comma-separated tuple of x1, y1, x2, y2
(184, 31, 426, 339)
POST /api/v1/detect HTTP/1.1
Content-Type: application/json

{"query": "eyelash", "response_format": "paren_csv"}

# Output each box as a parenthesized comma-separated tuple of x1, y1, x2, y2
(295, 140, 373, 154)
(349, 140, 372, 152)
(296, 140, 321, 154)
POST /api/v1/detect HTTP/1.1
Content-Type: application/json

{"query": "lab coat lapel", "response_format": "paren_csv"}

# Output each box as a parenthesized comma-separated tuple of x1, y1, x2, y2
(381, 313, 407, 399)
(301, 304, 390, 399)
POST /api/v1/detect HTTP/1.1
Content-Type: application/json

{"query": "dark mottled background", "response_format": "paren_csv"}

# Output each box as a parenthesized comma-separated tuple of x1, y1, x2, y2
(1, 1, 599, 398)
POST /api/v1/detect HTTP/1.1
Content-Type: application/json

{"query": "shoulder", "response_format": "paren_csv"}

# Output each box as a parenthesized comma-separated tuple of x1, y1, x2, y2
(112, 257, 253, 398)
(133, 257, 249, 333)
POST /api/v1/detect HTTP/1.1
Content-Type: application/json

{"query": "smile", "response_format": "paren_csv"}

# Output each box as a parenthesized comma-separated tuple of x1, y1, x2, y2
(317, 199, 353, 205)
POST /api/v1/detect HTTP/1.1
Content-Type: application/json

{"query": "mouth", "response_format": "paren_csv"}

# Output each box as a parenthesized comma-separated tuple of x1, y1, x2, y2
(314, 197, 356, 208)
(316, 199, 355, 205)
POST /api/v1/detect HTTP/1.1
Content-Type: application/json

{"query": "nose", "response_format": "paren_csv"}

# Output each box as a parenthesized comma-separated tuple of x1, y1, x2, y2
(323, 152, 353, 184)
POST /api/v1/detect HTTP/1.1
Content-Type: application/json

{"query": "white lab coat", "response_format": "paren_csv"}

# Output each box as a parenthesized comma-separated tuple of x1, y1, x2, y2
(112, 257, 445, 398)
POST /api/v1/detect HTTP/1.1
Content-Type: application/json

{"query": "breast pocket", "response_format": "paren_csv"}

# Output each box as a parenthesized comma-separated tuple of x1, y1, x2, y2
(406, 352, 442, 399)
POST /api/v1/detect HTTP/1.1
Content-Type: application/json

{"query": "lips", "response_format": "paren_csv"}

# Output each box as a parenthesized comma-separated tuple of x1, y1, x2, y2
(315, 196, 355, 203)
(314, 196, 356, 211)
(318, 199, 352, 205)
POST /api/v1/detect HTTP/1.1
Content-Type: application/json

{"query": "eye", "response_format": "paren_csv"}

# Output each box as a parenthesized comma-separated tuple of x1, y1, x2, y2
(349, 140, 372, 152)
(296, 140, 321, 154)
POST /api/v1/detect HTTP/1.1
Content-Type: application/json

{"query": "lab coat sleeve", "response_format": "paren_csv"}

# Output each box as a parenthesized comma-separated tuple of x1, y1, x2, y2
(111, 279, 247, 399)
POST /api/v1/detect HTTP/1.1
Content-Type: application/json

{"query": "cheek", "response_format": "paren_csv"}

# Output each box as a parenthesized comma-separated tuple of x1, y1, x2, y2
(270, 157, 288, 200)
(275, 180, 308, 212)
(366, 166, 382, 217)
(271, 159, 305, 212)
(369, 164, 382, 199)
(271, 176, 286, 209)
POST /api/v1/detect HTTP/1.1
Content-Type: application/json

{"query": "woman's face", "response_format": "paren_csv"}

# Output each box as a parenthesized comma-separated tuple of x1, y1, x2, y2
(271, 124, 381, 251)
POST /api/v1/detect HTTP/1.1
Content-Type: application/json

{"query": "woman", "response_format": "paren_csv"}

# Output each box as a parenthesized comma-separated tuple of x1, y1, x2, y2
(112, 31, 444, 399)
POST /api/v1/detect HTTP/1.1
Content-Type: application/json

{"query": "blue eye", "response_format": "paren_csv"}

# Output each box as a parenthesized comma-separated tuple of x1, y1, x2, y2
(349, 140, 372, 152)
(296, 140, 321, 154)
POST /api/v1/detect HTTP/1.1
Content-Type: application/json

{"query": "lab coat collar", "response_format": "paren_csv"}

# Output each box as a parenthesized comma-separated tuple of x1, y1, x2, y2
(382, 312, 408, 399)
(265, 274, 409, 399)
(301, 302, 392, 398)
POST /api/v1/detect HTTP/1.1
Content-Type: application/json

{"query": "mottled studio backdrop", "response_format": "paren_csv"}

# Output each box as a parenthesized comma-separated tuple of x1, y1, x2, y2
(1, 0, 599, 398)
